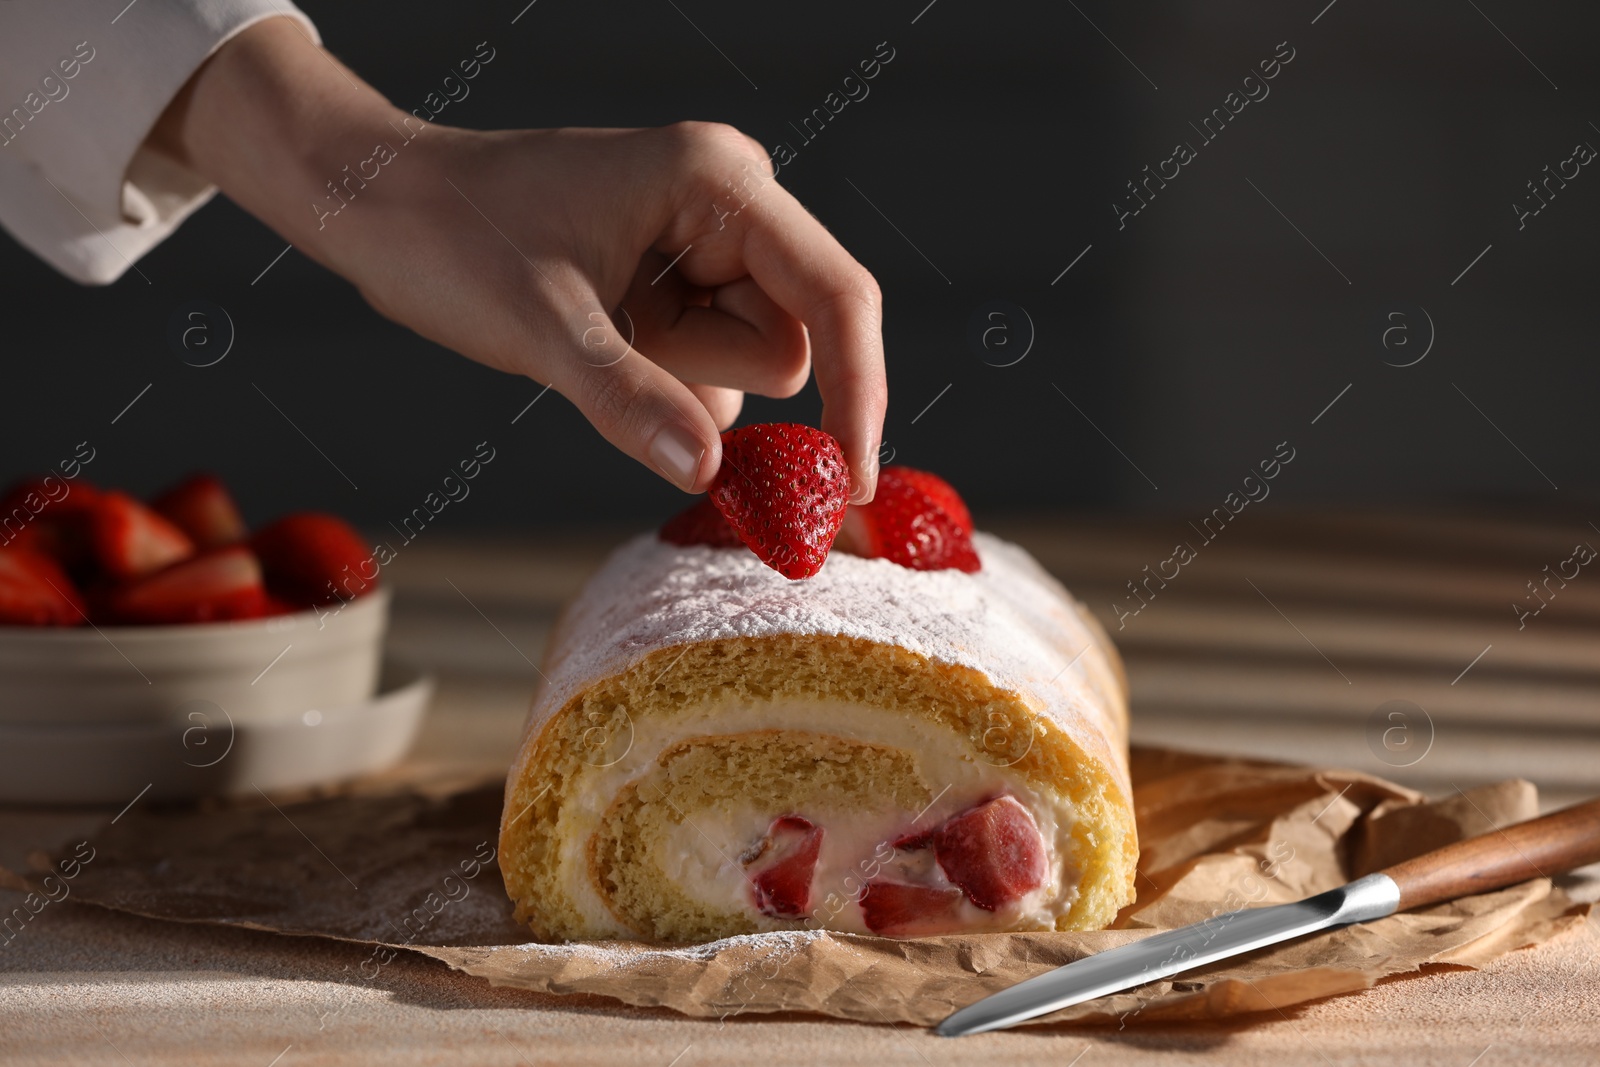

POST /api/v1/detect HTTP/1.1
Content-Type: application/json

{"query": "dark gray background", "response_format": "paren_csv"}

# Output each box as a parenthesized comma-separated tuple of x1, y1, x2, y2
(2, 0, 1594, 531)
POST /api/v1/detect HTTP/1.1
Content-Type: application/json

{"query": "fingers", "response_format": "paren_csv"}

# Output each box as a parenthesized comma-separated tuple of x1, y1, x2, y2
(623, 268, 810, 397)
(631, 122, 886, 499)
(542, 302, 722, 493)
(685, 382, 744, 430)
(726, 187, 887, 502)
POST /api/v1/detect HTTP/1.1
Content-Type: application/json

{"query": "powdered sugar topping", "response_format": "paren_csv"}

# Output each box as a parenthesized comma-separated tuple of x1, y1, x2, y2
(530, 533, 1129, 802)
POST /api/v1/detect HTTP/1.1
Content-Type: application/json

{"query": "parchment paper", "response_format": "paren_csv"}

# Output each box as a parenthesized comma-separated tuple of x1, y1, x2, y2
(6, 747, 1588, 1028)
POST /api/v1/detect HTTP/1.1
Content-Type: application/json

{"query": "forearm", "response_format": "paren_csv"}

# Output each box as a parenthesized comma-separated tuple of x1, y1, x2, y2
(148, 17, 414, 275)
(140, 16, 886, 498)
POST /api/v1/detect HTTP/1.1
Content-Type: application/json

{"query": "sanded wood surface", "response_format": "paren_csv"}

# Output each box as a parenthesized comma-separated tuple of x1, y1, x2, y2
(4, 509, 1600, 1065)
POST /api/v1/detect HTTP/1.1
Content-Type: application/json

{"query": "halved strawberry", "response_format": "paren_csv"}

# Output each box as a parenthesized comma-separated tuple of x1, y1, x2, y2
(0, 549, 86, 626)
(260, 593, 300, 618)
(930, 796, 1048, 911)
(885, 467, 972, 533)
(91, 491, 195, 581)
(0, 476, 100, 520)
(837, 466, 980, 573)
(153, 473, 246, 550)
(709, 423, 849, 580)
(0, 477, 99, 569)
(744, 815, 824, 919)
(859, 881, 966, 937)
(252, 513, 376, 607)
(107, 545, 268, 625)
(659, 497, 745, 549)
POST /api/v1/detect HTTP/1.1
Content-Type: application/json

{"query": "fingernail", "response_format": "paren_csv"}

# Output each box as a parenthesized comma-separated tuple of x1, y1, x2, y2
(649, 425, 705, 491)
(850, 449, 880, 505)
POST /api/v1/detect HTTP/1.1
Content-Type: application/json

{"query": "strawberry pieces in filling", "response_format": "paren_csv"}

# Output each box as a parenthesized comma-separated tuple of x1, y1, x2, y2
(744, 815, 824, 919)
(929, 795, 1049, 911)
(859, 795, 1049, 935)
(858, 881, 967, 937)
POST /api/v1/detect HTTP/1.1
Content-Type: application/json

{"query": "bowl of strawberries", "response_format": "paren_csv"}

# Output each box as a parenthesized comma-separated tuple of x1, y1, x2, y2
(0, 471, 427, 803)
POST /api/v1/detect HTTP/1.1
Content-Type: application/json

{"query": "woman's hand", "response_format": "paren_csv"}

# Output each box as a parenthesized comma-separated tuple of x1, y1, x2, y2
(151, 18, 886, 499)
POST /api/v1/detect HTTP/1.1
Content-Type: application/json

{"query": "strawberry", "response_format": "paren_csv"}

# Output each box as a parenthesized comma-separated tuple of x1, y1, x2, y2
(0, 476, 100, 521)
(153, 473, 246, 550)
(837, 466, 980, 573)
(0, 549, 86, 626)
(261, 593, 300, 618)
(930, 796, 1048, 911)
(889, 827, 935, 851)
(885, 467, 972, 533)
(858, 881, 966, 937)
(744, 815, 824, 919)
(0, 477, 99, 570)
(659, 497, 745, 549)
(709, 423, 849, 580)
(252, 513, 376, 607)
(107, 546, 268, 625)
(91, 491, 196, 581)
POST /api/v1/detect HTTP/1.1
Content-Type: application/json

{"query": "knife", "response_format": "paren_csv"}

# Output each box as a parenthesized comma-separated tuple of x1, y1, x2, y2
(937, 794, 1600, 1037)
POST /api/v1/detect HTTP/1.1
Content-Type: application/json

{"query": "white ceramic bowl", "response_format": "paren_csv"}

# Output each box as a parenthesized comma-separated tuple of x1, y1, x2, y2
(0, 659, 433, 803)
(0, 587, 425, 803)
(0, 587, 390, 728)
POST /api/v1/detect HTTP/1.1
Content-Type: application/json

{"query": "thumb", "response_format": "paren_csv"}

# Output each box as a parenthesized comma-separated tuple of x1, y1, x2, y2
(546, 303, 722, 493)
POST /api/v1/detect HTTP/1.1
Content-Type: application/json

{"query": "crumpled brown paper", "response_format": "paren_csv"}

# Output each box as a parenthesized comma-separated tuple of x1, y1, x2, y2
(6, 747, 1589, 1028)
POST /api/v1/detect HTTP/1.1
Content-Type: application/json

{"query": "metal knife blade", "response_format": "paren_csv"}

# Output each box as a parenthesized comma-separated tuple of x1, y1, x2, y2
(936, 871, 1401, 1037)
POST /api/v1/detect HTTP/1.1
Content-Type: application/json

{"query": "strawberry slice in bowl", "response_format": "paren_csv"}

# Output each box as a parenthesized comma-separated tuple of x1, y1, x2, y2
(153, 473, 248, 550)
(0, 548, 87, 627)
(0, 476, 101, 533)
(0, 477, 101, 576)
(106, 545, 270, 626)
(0, 471, 412, 804)
(252, 512, 378, 608)
(91, 491, 196, 582)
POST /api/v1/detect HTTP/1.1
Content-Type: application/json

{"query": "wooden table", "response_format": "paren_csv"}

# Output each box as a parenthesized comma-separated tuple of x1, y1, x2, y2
(5, 511, 1599, 1065)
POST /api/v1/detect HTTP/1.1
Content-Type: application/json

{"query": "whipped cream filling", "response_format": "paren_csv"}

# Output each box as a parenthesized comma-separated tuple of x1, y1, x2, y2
(557, 699, 1081, 936)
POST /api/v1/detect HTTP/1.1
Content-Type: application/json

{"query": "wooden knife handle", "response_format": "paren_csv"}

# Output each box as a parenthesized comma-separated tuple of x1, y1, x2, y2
(1381, 796, 1600, 912)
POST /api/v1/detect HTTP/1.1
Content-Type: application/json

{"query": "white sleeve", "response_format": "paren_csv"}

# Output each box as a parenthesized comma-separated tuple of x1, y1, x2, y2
(0, 0, 319, 285)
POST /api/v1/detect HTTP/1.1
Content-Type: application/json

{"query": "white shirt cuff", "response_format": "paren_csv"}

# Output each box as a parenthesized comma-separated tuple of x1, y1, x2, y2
(0, 0, 319, 285)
